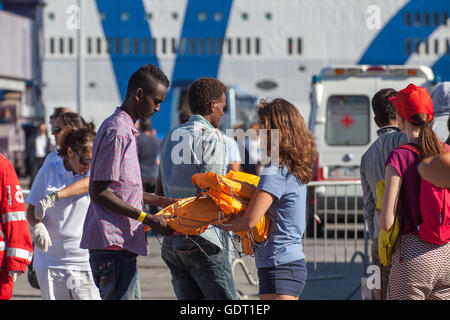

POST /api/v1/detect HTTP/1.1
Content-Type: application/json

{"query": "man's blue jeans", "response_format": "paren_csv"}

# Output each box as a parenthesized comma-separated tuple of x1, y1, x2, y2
(89, 249, 141, 300)
(161, 235, 238, 300)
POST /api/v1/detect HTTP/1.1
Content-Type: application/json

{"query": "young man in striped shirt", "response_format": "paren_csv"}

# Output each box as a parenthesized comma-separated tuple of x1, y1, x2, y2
(80, 64, 176, 300)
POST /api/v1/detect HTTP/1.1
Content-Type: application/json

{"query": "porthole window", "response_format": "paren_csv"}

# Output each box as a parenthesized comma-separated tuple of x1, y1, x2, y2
(414, 12, 421, 26)
(123, 37, 130, 55)
(179, 37, 186, 55)
(87, 37, 92, 55)
(142, 38, 148, 55)
(162, 38, 167, 54)
(433, 12, 440, 26)
(198, 12, 207, 22)
(152, 38, 157, 55)
(121, 12, 130, 22)
(114, 37, 121, 55)
(287, 38, 293, 55)
(172, 38, 176, 54)
(49, 38, 55, 55)
(297, 38, 302, 55)
(134, 37, 139, 55)
(424, 13, 430, 27)
(214, 12, 223, 22)
(59, 38, 64, 54)
(68, 38, 74, 54)
(97, 37, 102, 54)
(208, 37, 214, 55)
(414, 38, 420, 54)
(106, 38, 111, 54)
(424, 38, 429, 55)
(217, 38, 223, 55)
(189, 37, 195, 55)
(198, 37, 204, 55)
(265, 12, 272, 20)
(405, 12, 411, 27)
(241, 12, 248, 21)
(405, 38, 412, 55)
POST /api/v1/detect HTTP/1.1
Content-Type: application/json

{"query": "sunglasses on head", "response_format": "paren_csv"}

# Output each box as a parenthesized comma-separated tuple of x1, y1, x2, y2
(51, 126, 62, 134)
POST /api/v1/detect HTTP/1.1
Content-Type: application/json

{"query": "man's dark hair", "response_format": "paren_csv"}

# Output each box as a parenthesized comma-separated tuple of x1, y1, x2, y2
(188, 77, 227, 115)
(126, 64, 170, 98)
(371, 88, 397, 127)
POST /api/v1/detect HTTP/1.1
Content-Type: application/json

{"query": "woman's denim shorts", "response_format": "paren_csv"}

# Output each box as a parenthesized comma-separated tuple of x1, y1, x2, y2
(258, 259, 307, 297)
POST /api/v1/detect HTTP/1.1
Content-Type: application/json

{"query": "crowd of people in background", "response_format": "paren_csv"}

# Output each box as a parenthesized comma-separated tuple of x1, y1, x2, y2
(1, 63, 450, 301)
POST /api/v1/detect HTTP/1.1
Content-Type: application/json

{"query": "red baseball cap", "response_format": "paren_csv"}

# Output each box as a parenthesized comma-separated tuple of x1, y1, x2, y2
(389, 83, 434, 124)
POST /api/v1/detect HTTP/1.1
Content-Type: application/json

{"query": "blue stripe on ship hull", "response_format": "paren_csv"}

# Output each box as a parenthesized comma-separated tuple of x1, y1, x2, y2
(359, 0, 450, 81)
(151, 0, 233, 137)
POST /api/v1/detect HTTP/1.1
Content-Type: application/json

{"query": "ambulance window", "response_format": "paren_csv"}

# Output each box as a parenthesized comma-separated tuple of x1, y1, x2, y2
(325, 95, 370, 145)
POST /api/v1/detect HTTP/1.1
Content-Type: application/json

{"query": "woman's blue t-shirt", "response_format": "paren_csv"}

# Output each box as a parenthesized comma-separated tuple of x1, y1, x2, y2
(255, 165, 306, 268)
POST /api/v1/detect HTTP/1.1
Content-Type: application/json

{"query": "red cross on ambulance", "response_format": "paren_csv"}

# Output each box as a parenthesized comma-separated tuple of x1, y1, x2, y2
(340, 114, 354, 128)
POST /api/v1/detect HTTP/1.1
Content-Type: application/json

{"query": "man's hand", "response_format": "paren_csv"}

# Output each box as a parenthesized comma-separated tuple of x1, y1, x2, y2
(35, 192, 59, 220)
(32, 223, 52, 252)
(144, 214, 174, 236)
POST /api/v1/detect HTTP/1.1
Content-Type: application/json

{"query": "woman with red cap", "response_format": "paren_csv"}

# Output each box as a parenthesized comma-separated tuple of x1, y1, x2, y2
(376, 83, 450, 300)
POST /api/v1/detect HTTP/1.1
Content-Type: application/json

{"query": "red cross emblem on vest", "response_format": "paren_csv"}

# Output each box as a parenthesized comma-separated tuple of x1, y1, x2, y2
(340, 114, 354, 128)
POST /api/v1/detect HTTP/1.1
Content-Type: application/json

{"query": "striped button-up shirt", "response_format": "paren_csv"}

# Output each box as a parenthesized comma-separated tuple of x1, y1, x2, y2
(80, 107, 148, 255)
(158, 114, 227, 249)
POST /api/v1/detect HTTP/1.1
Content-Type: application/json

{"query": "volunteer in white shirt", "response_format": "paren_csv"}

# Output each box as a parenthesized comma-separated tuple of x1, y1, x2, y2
(25, 126, 100, 300)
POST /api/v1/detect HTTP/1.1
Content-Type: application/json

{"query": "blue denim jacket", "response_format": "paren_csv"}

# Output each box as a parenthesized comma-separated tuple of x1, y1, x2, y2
(158, 115, 227, 249)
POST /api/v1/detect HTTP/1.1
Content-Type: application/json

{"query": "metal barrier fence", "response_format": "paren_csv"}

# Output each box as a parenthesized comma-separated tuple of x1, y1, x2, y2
(231, 180, 370, 300)
(304, 181, 369, 299)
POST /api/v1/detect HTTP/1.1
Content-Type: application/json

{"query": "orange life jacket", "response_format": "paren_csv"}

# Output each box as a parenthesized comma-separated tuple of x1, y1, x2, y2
(156, 171, 270, 255)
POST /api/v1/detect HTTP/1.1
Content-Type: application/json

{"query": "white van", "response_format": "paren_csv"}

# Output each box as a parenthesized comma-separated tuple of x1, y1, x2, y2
(307, 65, 436, 237)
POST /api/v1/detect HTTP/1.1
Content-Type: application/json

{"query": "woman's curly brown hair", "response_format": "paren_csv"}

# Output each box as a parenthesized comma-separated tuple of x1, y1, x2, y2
(257, 98, 317, 184)
(57, 127, 96, 158)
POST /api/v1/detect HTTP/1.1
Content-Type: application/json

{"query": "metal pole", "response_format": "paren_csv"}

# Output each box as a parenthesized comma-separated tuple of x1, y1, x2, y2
(77, 0, 83, 114)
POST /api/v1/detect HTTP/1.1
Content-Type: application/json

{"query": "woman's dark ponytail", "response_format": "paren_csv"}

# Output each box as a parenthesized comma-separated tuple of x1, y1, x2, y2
(412, 114, 444, 158)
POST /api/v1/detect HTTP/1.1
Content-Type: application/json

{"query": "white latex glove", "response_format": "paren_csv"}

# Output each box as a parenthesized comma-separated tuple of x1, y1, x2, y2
(35, 192, 58, 221)
(32, 223, 52, 252)
(8, 271, 23, 282)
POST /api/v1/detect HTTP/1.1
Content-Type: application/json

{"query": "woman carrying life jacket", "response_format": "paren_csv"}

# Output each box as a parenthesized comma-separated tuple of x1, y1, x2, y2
(376, 83, 450, 300)
(222, 98, 317, 300)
